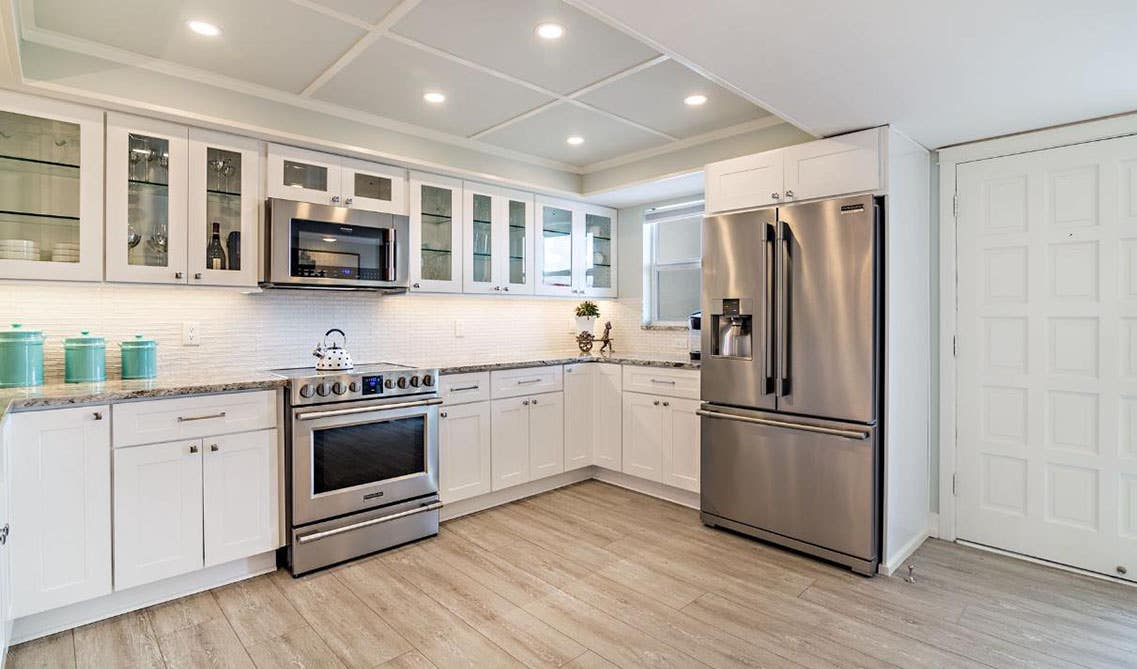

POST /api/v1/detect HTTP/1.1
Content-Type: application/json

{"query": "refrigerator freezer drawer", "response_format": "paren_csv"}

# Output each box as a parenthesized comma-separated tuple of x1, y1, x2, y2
(699, 406, 879, 564)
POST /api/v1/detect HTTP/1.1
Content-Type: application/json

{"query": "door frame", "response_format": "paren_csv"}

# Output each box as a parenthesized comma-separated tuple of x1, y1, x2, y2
(937, 111, 1137, 542)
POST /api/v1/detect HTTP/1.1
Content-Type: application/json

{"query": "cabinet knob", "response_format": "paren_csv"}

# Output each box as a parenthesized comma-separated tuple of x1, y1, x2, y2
(440, 411, 448, 418)
(502, 286, 510, 292)
(531, 398, 538, 405)
(663, 401, 670, 407)
(653, 400, 660, 406)
(194, 273, 203, 280)
(413, 282, 421, 288)
(93, 411, 103, 421)
(345, 197, 353, 206)
(784, 190, 794, 198)
(494, 286, 501, 291)
(522, 400, 530, 406)
(189, 444, 199, 454)
(175, 271, 185, 279)
(770, 193, 780, 200)
(210, 443, 219, 452)
(0, 523, 9, 545)
(331, 195, 341, 204)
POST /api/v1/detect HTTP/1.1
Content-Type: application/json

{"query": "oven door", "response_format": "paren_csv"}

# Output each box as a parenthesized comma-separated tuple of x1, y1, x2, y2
(291, 395, 440, 526)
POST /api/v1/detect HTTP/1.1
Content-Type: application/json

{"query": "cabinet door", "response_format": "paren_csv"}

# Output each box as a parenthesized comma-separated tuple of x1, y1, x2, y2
(341, 157, 407, 214)
(576, 204, 617, 298)
(621, 392, 662, 482)
(463, 185, 499, 294)
(594, 364, 623, 470)
(0, 417, 11, 650)
(498, 189, 534, 295)
(409, 172, 462, 293)
(9, 406, 111, 617)
(781, 127, 882, 202)
(661, 398, 700, 493)
(439, 401, 492, 502)
(106, 113, 189, 284)
(0, 90, 104, 281)
(203, 429, 279, 566)
(528, 392, 564, 480)
(705, 150, 783, 214)
(491, 397, 530, 491)
(266, 144, 341, 205)
(187, 129, 260, 287)
(563, 364, 594, 471)
(535, 197, 576, 296)
(113, 439, 203, 590)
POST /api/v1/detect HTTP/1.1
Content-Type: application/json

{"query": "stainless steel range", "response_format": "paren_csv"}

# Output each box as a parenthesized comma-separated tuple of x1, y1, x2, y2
(272, 362, 441, 575)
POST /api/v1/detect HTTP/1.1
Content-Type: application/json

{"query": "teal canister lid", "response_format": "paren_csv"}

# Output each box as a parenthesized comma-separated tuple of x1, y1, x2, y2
(64, 330, 106, 348)
(120, 334, 156, 350)
(0, 323, 45, 343)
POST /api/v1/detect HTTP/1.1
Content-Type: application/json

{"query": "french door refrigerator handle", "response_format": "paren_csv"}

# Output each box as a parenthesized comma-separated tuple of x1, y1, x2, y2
(776, 221, 791, 396)
(696, 408, 869, 440)
(763, 223, 776, 394)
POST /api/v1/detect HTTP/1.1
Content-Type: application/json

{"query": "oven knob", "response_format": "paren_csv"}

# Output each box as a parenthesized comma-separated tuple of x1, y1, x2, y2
(422, 374, 434, 387)
(332, 382, 347, 395)
(410, 375, 420, 388)
(396, 376, 408, 389)
(298, 384, 314, 398)
(316, 383, 329, 397)
(384, 377, 394, 389)
(349, 381, 359, 392)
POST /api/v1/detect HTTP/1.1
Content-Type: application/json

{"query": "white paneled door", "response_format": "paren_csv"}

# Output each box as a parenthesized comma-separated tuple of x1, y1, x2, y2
(956, 133, 1137, 583)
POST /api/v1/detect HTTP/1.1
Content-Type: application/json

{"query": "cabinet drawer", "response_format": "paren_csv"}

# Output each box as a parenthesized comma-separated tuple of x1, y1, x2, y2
(440, 372, 491, 405)
(113, 390, 278, 447)
(491, 366, 563, 399)
(621, 366, 700, 400)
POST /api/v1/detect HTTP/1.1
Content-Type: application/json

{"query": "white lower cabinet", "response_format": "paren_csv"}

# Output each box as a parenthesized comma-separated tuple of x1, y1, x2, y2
(622, 393, 664, 480)
(594, 364, 622, 470)
(439, 401, 492, 503)
(563, 364, 594, 471)
(660, 398, 700, 493)
(490, 392, 564, 491)
(203, 430, 279, 567)
(621, 392, 701, 492)
(528, 393, 565, 479)
(8, 406, 111, 618)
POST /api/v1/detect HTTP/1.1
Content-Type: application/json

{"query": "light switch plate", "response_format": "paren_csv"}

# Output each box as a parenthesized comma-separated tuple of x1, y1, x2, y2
(182, 322, 201, 346)
(453, 319, 464, 338)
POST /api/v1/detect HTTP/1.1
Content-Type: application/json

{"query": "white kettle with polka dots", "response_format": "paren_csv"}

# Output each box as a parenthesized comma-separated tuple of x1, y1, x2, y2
(313, 328, 354, 371)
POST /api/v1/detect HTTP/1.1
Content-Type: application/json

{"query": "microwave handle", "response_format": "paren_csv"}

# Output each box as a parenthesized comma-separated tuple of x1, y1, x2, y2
(385, 227, 397, 282)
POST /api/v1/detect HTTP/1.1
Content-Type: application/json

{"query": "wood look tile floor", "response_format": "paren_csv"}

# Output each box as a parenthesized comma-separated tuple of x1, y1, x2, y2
(10, 481, 1137, 668)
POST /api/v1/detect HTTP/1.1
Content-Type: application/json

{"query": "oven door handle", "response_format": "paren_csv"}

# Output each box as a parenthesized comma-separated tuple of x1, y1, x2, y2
(295, 397, 443, 421)
(296, 501, 444, 544)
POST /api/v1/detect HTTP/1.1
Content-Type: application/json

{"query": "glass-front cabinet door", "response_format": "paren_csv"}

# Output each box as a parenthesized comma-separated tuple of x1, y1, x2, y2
(578, 204, 617, 298)
(266, 144, 341, 205)
(0, 91, 103, 281)
(535, 197, 576, 296)
(498, 188, 534, 294)
(187, 129, 260, 287)
(105, 114, 188, 284)
(463, 185, 497, 294)
(341, 157, 407, 215)
(408, 172, 462, 293)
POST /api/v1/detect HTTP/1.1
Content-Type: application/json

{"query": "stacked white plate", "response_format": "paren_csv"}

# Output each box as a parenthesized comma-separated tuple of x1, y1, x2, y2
(0, 239, 40, 261)
(51, 241, 80, 263)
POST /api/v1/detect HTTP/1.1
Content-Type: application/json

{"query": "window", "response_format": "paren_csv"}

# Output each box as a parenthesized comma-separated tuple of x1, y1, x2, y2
(643, 200, 703, 326)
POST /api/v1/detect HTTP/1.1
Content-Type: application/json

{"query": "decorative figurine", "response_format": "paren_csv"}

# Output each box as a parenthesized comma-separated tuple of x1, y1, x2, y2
(598, 321, 614, 354)
(576, 330, 595, 353)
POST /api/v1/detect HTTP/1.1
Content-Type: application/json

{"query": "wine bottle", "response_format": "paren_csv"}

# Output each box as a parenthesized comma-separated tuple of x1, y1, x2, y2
(207, 221, 227, 270)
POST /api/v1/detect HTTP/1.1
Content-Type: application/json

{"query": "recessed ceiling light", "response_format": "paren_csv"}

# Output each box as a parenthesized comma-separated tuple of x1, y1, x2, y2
(423, 92, 446, 104)
(186, 20, 221, 37)
(566, 135, 584, 146)
(536, 23, 565, 39)
(684, 94, 708, 106)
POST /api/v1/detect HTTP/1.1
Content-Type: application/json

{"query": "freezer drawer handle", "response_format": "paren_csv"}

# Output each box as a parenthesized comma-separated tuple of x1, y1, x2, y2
(696, 408, 869, 440)
(296, 501, 443, 544)
(297, 397, 442, 421)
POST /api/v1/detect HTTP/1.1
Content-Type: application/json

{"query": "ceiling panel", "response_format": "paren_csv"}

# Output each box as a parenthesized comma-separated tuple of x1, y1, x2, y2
(391, 0, 659, 94)
(314, 36, 555, 137)
(478, 102, 667, 166)
(308, 0, 402, 24)
(578, 60, 769, 139)
(30, 0, 366, 93)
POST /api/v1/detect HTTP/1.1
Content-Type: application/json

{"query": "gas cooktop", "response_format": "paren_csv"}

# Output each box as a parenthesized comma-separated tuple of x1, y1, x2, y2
(270, 362, 439, 406)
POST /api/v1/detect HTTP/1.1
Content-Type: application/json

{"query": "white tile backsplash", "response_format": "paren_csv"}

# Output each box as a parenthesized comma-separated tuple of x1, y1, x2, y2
(2, 284, 686, 380)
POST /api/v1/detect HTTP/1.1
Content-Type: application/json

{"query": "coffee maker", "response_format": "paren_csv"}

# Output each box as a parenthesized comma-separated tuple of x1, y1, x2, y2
(687, 312, 701, 360)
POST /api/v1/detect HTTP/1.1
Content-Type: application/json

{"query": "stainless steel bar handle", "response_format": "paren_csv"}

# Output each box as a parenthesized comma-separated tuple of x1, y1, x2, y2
(296, 501, 443, 544)
(649, 379, 676, 385)
(450, 384, 480, 392)
(178, 411, 227, 422)
(296, 397, 443, 421)
(763, 223, 776, 394)
(777, 221, 790, 397)
(516, 378, 542, 385)
(696, 408, 869, 440)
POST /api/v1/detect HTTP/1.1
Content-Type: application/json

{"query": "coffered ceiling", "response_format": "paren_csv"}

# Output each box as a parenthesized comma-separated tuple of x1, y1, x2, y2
(16, 0, 784, 171)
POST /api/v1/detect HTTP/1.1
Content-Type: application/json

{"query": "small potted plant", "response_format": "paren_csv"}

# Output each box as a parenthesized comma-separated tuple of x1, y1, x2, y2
(575, 300, 600, 334)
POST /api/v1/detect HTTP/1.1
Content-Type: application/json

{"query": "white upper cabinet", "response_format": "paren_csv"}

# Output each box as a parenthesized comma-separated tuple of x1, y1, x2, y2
(266, 144, 406, 214)
(0, 91, 104, 282)
(409, 172, 463, 293)
(705, 127, 884, 214)
(535, 197, 617, 298)
(462, 182, 534, 295)
(187, 129, 261, 287)
(106, 113, 189, 284)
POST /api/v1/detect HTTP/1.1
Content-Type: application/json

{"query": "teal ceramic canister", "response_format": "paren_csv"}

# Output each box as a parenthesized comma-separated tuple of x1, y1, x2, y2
(120, 335, 157, 380)
(0, 323, 46, 387)
(64, 330, 107, 383)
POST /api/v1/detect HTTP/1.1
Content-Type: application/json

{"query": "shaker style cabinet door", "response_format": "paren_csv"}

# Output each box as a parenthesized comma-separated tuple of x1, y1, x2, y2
(780, 127, 882, 203)
(496, 187, 534, 295)
(661, 398, 700, 493)
(187, 129, 261, 287)
(621, 392, 663, 482)
(113, 439, 204, 590)
(105, 113, 189, 284)
(203, 429, 280, 566)
(576, 203, 617, 298)
(593, 364, 623, 471)
(439, 401, 492, 503)
(705, 150, 784, 214)
(563, 364, 594, 471)
(9, 406, 111, 617)
(535, 197, 576, 297)
(462, 183, 500, 295)
(527, 392, 564, 479)
(266, 144, 341, 205)
(340, 157, 407, 215)
(491, 397, 530, 491)
(0, 90, 104, 281)
(409, 172, 463, 293)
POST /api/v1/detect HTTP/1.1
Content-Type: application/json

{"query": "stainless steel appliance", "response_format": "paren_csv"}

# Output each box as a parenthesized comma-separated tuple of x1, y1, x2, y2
(263, 198, 409, 291)
(699, 194, 882, 575)
(687, 312, 701, 360)
(274, 362, 441, 575)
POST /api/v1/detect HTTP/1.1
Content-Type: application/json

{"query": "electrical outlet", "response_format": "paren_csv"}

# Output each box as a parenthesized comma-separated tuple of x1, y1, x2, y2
(453, 319, 464, 338)
(182, 322, 201, 346)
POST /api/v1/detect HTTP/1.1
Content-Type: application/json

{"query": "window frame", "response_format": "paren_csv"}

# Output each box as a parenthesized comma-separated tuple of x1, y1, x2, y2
(643, 206, 703, 327)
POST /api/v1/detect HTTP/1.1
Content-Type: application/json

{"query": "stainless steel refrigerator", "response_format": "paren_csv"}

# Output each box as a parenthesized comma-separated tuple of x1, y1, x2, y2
(699, 193, 881, 575)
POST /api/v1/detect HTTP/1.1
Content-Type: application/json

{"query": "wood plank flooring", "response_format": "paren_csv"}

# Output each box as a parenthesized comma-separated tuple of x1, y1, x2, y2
(9, 480, 1136, 668)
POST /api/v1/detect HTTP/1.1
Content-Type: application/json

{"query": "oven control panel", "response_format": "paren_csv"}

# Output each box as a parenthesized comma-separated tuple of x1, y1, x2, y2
(290, 369, 438, 406)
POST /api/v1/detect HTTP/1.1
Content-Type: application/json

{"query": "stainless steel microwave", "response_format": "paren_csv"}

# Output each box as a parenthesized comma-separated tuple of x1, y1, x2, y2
(262, 197, 409, 291)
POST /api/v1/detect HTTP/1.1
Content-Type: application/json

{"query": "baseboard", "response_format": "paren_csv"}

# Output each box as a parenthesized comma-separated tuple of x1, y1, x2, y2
(440, 467, 594, 520)
(11, 552, 277, 644)
(591, 468, 700, 509)
(879, 529, 929, 576)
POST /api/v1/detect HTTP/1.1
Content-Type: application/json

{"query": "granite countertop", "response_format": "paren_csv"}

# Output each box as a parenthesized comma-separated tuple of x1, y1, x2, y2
(430, 353, 700, 375)
(0, 372, 287, 417)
